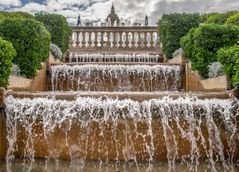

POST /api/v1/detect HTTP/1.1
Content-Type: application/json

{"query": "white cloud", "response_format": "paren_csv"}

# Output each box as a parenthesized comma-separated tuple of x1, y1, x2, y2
(0, 0, 21, 7)
(7, 0, 239, 25)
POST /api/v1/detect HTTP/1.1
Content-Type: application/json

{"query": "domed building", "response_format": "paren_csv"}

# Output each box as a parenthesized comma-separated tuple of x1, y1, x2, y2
(106, 4, 120, 26)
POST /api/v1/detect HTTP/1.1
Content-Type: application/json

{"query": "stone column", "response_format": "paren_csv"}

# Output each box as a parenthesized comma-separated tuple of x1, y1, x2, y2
(131, 32, 135, 48)
(125, 32, 129, 48)
(0, 88, 6, 160)
(82, 31, 86, 48)
(75, 32, 80, 47)
(150, 32, 154, 47)
(88, 32, 92, 48)
(113, 32, 117, 48)
(107, 32, 110, 48)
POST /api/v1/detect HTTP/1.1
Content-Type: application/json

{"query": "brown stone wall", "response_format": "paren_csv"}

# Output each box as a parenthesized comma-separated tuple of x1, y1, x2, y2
(11, 119, 239, 161)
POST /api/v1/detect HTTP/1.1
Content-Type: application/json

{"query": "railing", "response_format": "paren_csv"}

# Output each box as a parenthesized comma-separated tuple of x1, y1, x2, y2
(69, 26, 161, 53)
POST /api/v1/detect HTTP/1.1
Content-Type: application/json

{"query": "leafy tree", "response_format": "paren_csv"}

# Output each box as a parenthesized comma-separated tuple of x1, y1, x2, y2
(0, 11, 34, 20)
(205, 11, 237, 24)
(181, 24, 239, 78)
(35, 13, 71, 55)
(217, 45, 239, 87)
(226, 12, 239, 25)
(0, 37, 16, 87)
(159, 13, 200, 58)
(0, 18, 51, 78)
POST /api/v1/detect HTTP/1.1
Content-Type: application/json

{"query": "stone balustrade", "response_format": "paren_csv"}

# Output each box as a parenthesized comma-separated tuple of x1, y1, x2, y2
(69, 26, 161, 53)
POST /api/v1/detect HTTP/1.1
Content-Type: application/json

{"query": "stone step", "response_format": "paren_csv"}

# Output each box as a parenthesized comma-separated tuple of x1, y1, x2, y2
(6, 91, 230, 102)
(49, 64, 182, 92)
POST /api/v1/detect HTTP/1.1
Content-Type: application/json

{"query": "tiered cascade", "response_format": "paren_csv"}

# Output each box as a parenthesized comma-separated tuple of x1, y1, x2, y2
(3, 52, 239, 172)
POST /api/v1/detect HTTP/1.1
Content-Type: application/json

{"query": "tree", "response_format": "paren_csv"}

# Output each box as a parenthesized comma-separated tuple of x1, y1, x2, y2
(159, 13, 200, 58)
(181, 24, 239, 78)
(0, 37, 16, 87)
(35, 13, 72, 55)
(0, 18, 51, 78)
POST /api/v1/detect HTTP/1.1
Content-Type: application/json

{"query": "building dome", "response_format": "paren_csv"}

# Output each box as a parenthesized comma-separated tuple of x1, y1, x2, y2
(106, 4, 120, 26)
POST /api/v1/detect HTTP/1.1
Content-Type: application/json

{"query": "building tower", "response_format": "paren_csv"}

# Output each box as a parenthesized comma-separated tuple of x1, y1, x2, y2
(145, 14, 149, 26)
(77, 14, 81, 26)
(106, 4, 120, 26)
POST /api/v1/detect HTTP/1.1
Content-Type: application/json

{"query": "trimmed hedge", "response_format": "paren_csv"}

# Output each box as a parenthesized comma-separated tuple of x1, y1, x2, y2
(35, 13, 71, 55)
(180, 24, 239, 78)
(217, 45, 239, 87)
(0, 18, 51, 78)
(159, 13, 200, 58)
(0, 37, 16, 87)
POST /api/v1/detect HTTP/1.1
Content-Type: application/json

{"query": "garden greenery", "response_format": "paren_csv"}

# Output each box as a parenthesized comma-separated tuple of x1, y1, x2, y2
(35, 13, 71, 55)
(159, 13, 200, 58)
(180, 24, 239, 78)
(50, 43, 63, 60)
(217, 45, 239, 87)
(226, 12, 239, 25)
(0, 37, 16, 88)
(205, 11, 237, 24)
(0, 18, 51, 78)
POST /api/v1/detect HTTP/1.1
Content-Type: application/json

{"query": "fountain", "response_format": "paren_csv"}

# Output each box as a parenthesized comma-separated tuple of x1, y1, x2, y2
(3, 95, 239, 172)
(0, 26, 239, 172)
(50, 64, 181, 91)
(68, 53, 162, 63)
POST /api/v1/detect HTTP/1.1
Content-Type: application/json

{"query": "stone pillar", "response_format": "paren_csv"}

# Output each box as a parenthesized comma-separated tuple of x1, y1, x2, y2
(125, 32, 129, 48)
(113, 33, 117, 48)
(131, 32, 135, 48)
(150, 32, 154, 47)
(100, 32, 104, 47)
(82, 31, 86, 48)
(75, 32, 80, 47)
(0, 88, 6, 160)
(107, 32, 110, 48)
(144, 32, 148, 47)
(88, 32, 92, 47)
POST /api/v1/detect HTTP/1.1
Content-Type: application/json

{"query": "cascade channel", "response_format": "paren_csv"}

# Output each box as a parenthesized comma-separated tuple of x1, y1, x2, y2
(1, 53, 239, 172)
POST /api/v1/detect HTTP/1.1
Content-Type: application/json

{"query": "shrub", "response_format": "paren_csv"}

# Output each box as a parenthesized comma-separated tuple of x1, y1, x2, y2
(35, 13, 71, 55)
(159, 13, 200, 58)
(0, 37, 16, 87)
(172, 48, 184, 58)
(0, 18, 51, 78)
(217, 45, 239, 87)
(226, 12, 239, 25)
(206, 11, 237, 24)
(0, 11, 34, 20)
(180, 24, 239, 78)
(208, 62, 223, 78)
(50, 43, 63, 60)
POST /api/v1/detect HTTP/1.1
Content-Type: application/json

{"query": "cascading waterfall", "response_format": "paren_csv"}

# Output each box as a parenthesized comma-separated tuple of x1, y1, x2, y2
(51, 64, 181, 91)
(4, 95, 239, 172)
(68, 53, 161, 63)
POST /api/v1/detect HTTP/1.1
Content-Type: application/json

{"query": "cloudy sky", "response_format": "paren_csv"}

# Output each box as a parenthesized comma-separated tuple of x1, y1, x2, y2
(0, 0, 239, 25)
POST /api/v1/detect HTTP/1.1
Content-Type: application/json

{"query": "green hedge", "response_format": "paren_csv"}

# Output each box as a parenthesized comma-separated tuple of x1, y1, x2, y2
(180, 24, 239, 78)
(0, 18, 51, 78)
(0, 11, 34, 20)
(217, 45, 239, 87)
(205, 11, 237, 24)
(159, 13, 200, 58)
(0, 37, 16, 87)
(226, 13, 239, 25)
(35, 13, 71, 55)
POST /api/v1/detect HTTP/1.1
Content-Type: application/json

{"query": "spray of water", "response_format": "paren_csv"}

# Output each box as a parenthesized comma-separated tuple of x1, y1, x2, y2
(68, 53, 161, 63)
(4, 95, 239, 172)
(51, 64, 181, 91)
